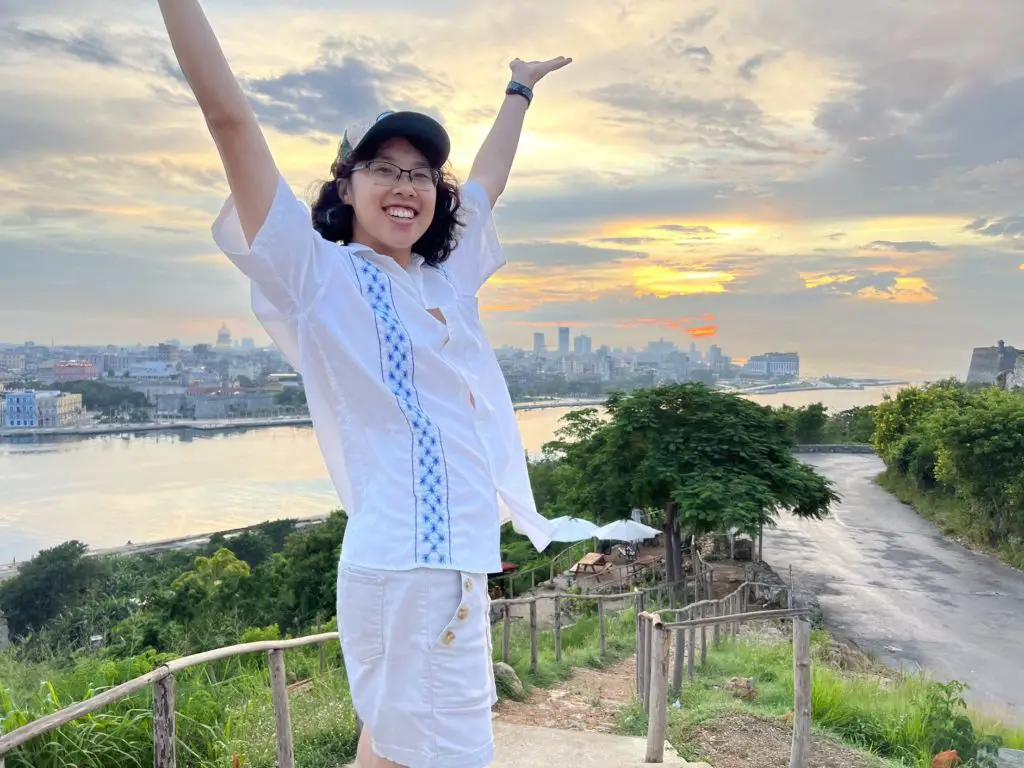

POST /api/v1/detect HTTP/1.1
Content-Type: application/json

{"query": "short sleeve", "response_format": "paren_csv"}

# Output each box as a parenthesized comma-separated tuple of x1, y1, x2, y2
(443, 180, 507, 296)
(212, 174, 328, 316)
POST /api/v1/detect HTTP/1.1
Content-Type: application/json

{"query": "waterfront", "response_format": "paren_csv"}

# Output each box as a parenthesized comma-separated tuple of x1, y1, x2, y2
(0, 385, 903, 564)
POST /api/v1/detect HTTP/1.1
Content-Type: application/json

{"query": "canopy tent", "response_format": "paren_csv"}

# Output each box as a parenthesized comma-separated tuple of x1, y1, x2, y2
(593, 519, 661, 543)
(548, 515, 601, 542)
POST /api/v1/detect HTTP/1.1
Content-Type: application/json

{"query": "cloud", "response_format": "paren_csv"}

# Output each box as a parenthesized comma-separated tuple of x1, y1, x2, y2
(1, 25, 122, 66)
(679, 8, 718, 34)
(863, 240, 949, 253)
(964, 216, 1024, 238)
(737, 52, 781, 82)
(502, 240, 644, 266)
(857, 276, 937, 303)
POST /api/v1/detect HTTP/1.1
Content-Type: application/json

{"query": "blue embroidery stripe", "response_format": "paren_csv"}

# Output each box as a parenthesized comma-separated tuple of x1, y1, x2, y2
(350, 255, 452, 565)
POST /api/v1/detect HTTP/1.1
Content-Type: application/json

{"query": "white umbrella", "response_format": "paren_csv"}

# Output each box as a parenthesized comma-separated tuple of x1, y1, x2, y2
(593, 519, 661, 543)
(548, 516, 600, 542)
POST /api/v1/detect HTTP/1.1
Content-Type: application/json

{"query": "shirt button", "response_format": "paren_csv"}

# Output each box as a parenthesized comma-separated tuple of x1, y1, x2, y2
(457, 605, 469, 621)
(464, 578, 474, 592)
(442, 630, 456, 646)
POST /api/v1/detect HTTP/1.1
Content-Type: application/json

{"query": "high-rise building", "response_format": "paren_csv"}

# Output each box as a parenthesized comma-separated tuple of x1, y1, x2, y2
(558, 327, 570, 356)
(533, 332, 546, 355)
(573, 334, 592, 355)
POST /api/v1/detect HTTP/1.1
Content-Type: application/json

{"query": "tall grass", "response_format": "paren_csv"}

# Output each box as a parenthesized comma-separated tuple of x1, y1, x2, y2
(0, 605, 639, 767)
(664, 631, 1021, 767)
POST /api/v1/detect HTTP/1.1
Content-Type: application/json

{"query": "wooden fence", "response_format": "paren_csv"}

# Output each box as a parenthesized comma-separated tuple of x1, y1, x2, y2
(0, 631, 338, 768)
(635, 581, 812, 767)
(491, 564, 715, 672)
(0, 554, 728, 768)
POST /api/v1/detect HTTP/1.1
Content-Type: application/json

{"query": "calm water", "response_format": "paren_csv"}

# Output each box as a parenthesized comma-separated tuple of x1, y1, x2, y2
(0, 386, 901, 562)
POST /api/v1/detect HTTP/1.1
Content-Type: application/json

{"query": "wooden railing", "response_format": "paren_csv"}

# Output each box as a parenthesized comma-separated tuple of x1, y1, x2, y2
(0, 631, 338, 768)
(490, 565, 715, 673)
(0, 551, 725, 768)
(636, 581, 812, 767)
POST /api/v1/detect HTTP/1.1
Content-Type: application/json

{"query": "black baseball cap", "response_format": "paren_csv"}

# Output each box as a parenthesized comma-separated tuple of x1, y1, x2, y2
(336, 110, 451, 168)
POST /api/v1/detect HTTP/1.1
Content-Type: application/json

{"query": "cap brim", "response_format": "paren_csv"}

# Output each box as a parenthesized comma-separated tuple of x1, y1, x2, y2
(355, 111, 451, 167)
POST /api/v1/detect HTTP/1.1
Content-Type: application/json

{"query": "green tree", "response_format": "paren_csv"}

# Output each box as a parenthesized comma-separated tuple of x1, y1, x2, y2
(0, 541, 108, 638)
(543, 383, 839, 584)
(779, 403, 828, 443)
(271, 511, 347, 632)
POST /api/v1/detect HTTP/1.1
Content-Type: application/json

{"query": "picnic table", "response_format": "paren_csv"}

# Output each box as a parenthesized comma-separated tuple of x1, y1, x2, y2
(570, 552, 606, 576)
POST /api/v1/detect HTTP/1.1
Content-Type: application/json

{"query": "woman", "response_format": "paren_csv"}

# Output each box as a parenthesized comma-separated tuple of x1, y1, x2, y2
(157, 1, 570, 766)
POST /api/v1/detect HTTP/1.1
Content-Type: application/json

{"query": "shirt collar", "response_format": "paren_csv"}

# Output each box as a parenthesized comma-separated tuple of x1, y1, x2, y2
(350, 243, 426, 274)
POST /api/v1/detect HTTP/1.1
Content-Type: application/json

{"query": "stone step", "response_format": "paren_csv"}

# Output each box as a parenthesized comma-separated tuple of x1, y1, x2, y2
(491, 722, 690, 767)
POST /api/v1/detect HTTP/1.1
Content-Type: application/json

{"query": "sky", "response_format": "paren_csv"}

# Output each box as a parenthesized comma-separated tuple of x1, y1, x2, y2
(2, 0, 1024, 379)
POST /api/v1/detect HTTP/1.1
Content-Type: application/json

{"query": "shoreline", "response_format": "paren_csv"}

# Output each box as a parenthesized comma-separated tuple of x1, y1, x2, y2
(0, 513, 333, 583)
(0, 397, 608, 440)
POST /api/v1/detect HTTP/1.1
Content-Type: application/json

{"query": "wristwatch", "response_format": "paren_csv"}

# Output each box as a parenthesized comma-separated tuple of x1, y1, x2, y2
(506, 80, 534, 106)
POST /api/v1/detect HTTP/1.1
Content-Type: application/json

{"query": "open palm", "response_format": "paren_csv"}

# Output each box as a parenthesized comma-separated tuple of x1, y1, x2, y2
(510, 56, 572, 88)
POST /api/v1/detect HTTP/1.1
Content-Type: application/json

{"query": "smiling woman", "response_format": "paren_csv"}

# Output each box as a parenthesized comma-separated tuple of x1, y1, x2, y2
(155, 1, 570, 766)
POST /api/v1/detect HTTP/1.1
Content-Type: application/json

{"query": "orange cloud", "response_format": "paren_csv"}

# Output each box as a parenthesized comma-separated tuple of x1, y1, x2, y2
(632, 265, 735, 297)
(800, 272, 857, 289)
(857, 277, 937, 304)
(615, 317, 718, 338)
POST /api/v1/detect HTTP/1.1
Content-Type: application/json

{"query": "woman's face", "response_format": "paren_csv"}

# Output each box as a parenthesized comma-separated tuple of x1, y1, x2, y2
(343, 137, 437, 261)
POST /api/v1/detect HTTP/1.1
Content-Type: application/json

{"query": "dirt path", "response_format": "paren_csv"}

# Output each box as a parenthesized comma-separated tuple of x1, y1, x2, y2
(492, 656, 637, 733)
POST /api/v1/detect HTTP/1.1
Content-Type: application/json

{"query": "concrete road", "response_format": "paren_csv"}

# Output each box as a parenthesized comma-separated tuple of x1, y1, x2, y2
(765, 453, 1024, 720)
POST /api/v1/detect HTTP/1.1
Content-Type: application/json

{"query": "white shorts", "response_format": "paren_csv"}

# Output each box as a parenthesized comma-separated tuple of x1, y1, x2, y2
(336, 563, 497, 768)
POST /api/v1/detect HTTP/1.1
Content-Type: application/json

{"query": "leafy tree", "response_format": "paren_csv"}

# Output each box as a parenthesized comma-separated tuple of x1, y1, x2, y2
(0, 541, 108, 638)
(823, 405, 877, 443)
(543, 383, 839, 584)
(271, 511, 348, 632)
(57, 380, 149, 411)
(779, 402, 828, 443)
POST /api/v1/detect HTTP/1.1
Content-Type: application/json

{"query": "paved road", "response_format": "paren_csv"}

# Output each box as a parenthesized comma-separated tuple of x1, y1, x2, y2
(765, 453, 1024, 720)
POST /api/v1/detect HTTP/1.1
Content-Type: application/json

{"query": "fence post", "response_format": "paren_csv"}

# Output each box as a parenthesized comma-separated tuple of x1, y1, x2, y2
(790, 618, 812, 768)
(645, 622, 670, 763)
(502, 606, 511, 663)
(700, 604, 708, 666)
(153, 674, 176, 768)
(713, 601, 721, 646)
(268, 649, 296, 768)
(318, 640, 327, 673)
(641, 613, 653, 713)
(687, 606, 696, 679)
(529, 599, 539, 674)
(554, 595, 562, 662)
(598, 597, 607, 656)
(672, 624, 685, 696)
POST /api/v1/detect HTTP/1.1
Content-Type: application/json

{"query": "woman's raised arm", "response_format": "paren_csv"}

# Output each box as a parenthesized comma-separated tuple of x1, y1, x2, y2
(158, 0, 277, 246)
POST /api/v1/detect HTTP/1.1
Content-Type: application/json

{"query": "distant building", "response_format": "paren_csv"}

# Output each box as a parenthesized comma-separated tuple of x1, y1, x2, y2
(128, 360, 181, 379)
(53, 360, 99, 382)
(0, 354, 26, 373)
(215, 323, 233, 350)
(3, 390, 84, 428)
(573, 334, 592, 356)
(533, 332, 546, 355)
(966, 340, 1020, 384)
(746, 352, 800, 378)
(558, 327, 570, 356)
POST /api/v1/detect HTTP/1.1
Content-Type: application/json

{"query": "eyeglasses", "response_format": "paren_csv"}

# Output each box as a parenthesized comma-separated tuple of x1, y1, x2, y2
(351, 159, 440, 191)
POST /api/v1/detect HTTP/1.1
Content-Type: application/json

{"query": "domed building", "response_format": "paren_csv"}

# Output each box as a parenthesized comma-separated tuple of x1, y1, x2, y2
(215, 322, 233, 350)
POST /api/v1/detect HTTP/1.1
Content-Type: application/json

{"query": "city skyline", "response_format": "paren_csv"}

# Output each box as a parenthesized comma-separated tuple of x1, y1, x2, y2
(3, 0, 1024, 381)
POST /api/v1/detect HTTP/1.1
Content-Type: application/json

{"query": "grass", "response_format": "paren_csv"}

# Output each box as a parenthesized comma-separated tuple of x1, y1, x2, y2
(654, 629, 1024, 768)
(0, 604, 640, 767)
(875, 470, 1024, 570)
(5, 602, 1023, 767)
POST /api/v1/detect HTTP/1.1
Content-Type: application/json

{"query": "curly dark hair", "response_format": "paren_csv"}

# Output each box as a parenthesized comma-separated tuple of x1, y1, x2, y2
(310, 145, 464, 266)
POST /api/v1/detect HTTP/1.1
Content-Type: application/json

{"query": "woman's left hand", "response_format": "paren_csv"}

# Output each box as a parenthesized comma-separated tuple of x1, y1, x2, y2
(509, 56, 573, 88)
